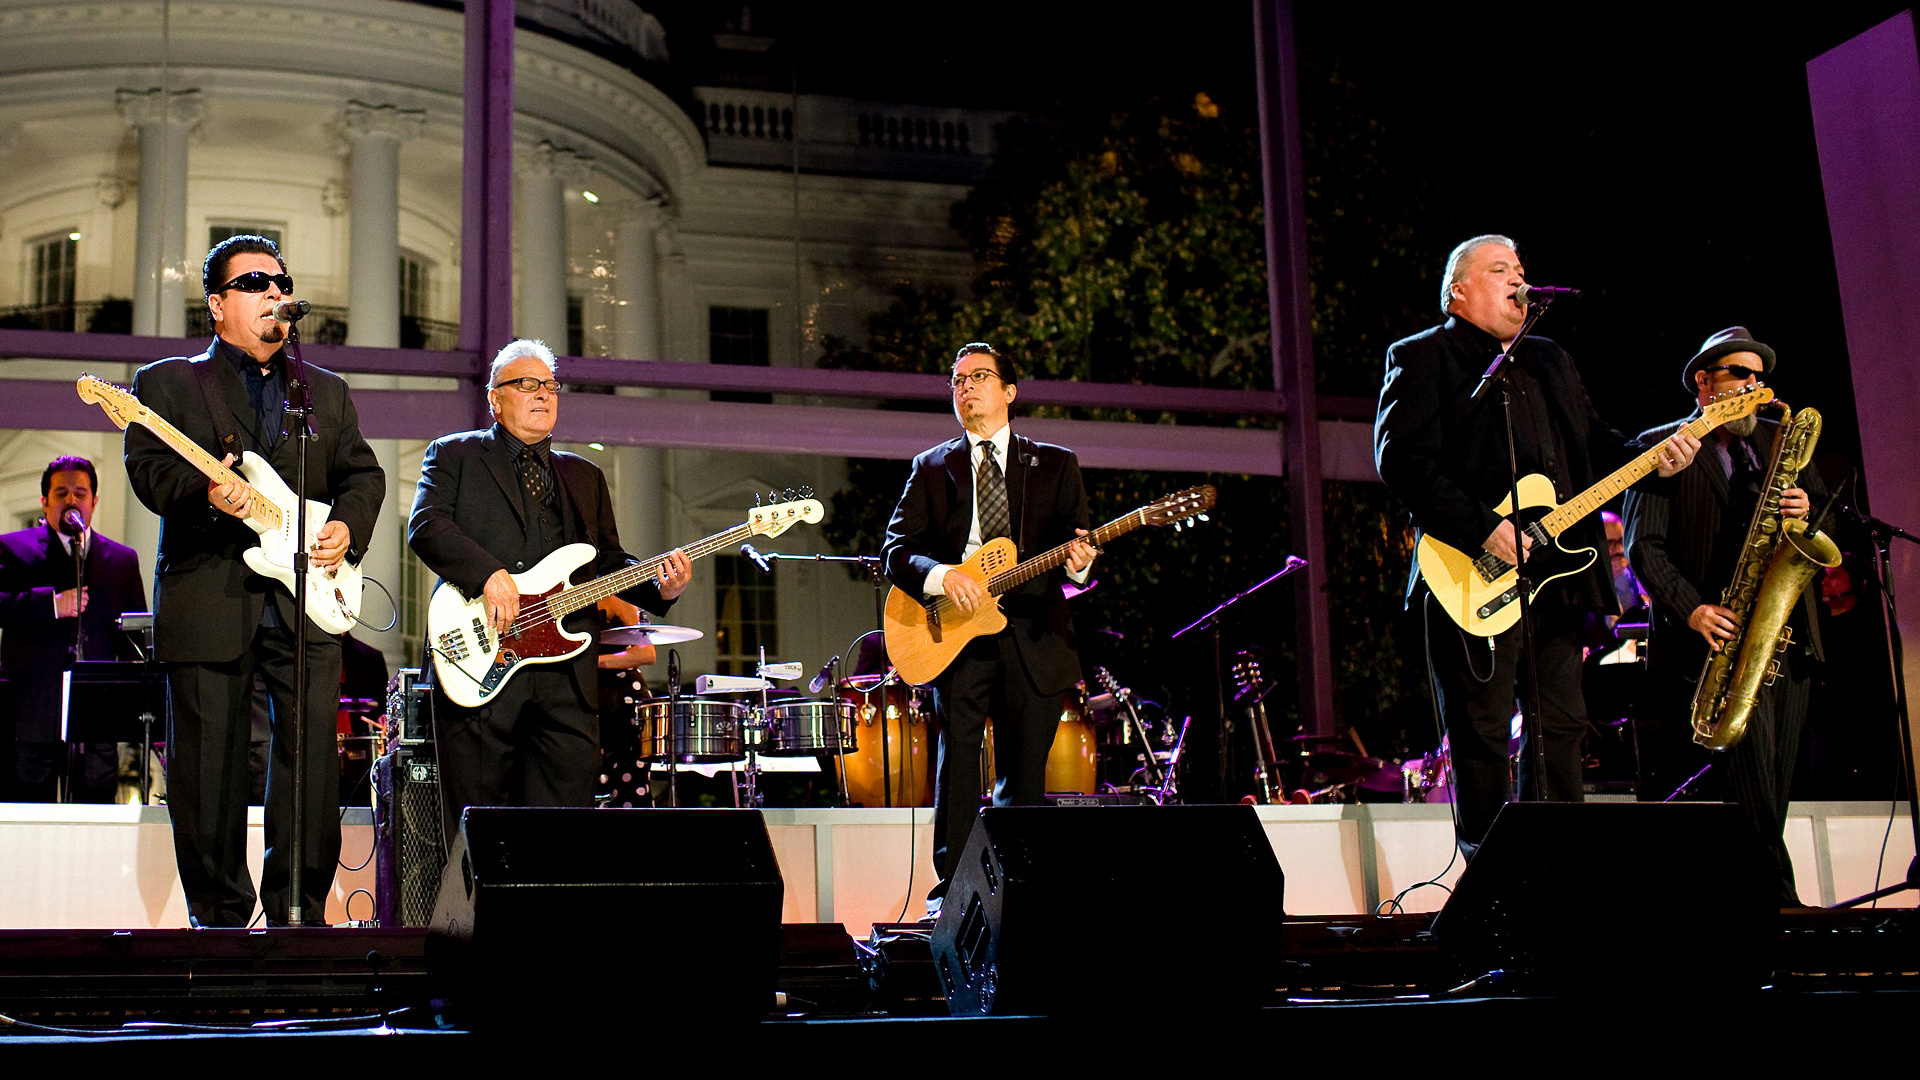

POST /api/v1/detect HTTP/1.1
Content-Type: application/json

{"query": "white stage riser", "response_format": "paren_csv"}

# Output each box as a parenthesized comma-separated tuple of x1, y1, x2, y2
(0, 802, 1909, 929)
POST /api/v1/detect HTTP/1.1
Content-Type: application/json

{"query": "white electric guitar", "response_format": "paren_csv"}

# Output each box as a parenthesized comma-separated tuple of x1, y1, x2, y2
(77, 374, 363, 634)
(427, 495, 823, 708)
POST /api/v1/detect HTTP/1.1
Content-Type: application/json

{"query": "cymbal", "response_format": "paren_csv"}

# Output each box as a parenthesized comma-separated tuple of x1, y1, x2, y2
(601, 623, 704, 646)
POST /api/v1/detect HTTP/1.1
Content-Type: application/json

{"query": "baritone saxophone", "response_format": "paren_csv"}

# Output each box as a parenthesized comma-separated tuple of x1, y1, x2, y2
(1689, 403, 1840, 751)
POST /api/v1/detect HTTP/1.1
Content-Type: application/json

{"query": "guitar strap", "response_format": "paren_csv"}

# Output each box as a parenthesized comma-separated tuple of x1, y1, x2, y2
(190, 355, 247, 461)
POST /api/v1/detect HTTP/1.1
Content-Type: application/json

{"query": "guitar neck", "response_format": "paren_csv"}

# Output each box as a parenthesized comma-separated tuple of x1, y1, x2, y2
(986, 509, 1147, 596)
(1539, 411, 1721, 537)
(130, 410, 279, 530)
(545, 520, 757, 615)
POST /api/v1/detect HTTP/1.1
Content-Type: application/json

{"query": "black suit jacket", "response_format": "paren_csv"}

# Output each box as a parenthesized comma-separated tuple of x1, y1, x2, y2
(1624, 415, 1828, 679)
(0, 527, 146, 743)
(882, 431, 1090, 697)
(125, 341, 385, 662)
(407, 425, 673, 698)
(1374, 316, 1647, 607)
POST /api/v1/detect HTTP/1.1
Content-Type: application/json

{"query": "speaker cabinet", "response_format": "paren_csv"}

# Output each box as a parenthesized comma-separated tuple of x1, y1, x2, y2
(428, 807, 784, 1028)
(1431, 802, 1779, 995)
(930, 805, 1285, 1015)
(373, 744, 447, 927)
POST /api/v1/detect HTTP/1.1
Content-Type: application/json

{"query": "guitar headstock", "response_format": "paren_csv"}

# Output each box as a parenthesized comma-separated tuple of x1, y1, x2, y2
(76, 374, 141, 431)
(1143, 485, 1217, 531)
(1702, 384, 1775, 428)
(1230, 652, 1264, 697)
(750, 497, 825, 538)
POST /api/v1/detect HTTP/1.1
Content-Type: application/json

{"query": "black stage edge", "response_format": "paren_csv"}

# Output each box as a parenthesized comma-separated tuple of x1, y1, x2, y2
(1, 910, 1913, 1049)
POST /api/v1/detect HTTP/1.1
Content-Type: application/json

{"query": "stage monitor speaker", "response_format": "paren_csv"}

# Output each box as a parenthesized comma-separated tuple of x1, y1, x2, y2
(931, 805, 1285, 1016)
(428, 807, 784, 1029)
(1431, 802, 1779, 995)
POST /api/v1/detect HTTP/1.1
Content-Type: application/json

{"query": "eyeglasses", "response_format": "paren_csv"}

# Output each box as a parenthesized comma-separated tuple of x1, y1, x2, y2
(494, 377, 564, 394)
(216, 270, 294, 295)
(950, 369, 1002, 389)
(1705, 364, 1763, 380)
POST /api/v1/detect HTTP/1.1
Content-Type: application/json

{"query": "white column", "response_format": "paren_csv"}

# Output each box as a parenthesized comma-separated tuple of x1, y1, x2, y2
(117, 88, 204, 338)
(338, 102, 424, 349)
(610, 198, 670, 559)
(612, 198, 666, 361)
(333, 103, 422, 667)
(517, 141, 588, 350)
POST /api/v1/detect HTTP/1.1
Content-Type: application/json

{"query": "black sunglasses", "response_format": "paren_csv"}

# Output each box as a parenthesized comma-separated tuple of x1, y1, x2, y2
(1704, 364, 1763, 379)
(217, 270, 294, 295)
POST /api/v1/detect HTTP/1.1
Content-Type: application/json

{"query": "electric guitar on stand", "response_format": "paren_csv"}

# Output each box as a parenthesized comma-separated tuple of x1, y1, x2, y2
(77, 373, 364, 633)
(1418, 385, 1772, 636)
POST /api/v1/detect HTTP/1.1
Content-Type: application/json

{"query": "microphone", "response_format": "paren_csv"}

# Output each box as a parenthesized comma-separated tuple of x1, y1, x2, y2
(808, 655, 841, 695)
(741, 544, 772, 573)
(58, 508, 85, 537)
(269, 299, 312, 323)
(1515, 284, 1580, 305)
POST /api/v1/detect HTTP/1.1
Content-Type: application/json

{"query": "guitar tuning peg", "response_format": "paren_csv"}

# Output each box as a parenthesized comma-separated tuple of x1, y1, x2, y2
(753, 492, 762, 506)
(799, 485, 814, 498)
(1198, 514, 1209, 522)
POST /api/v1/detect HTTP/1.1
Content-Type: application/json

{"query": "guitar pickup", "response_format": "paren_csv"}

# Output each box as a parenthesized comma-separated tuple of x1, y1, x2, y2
(471, 616, 491, 655)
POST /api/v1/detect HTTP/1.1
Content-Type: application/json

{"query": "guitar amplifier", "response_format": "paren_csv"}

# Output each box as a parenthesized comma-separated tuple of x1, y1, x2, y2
(386, 666, 433, 746)
(373, 743, 448, 927)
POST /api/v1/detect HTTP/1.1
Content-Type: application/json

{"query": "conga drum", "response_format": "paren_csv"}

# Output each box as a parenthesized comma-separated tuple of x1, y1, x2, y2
(982, 687, 1098, 795)
(839, 677, 934, 807)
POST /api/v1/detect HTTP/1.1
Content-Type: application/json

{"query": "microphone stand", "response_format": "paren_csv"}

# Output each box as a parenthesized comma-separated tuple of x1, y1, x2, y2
(70, 524, 87, 664)
(1831, 502, 1920, 906)
(1469, 298, 1557, 806)
(1171, 557, 1307, 797)
(282, 317, 316, 927)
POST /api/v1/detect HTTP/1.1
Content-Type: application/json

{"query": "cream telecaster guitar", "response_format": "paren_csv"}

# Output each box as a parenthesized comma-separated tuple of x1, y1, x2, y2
(884, 485, 1216, 685)
(1417, 385, 1772, 636)
(428, 494, 823, 707)
(77, 373, 363, 634)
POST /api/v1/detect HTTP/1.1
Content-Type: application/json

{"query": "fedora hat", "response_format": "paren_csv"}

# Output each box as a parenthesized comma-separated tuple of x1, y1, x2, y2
(1681, 326, 1776, 394)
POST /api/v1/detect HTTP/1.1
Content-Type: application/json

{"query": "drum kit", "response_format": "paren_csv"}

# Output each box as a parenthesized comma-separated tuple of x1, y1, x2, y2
(595, 623, 1196, 808)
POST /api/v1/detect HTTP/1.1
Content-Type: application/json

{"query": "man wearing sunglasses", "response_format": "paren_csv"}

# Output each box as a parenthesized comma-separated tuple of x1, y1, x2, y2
(125, 234, 386, 928)
(1623, 326, 1828, 905)
(408, 339, 692, 843)
(882, 342, 1096, 916)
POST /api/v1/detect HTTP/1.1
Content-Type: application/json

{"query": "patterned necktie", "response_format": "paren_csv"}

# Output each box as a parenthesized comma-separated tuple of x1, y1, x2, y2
(977, 440, 1010, 541)
(518, 447, 550, 508)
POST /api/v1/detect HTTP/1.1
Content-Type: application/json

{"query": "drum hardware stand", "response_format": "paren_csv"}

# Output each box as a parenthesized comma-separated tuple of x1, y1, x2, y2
(766, 552, 894, 805)
(1095, 667, 1165, 800)
(1152, 715, 1193, 805)
(1171, 557, 1307, 798)
(665, 649, 681, 807)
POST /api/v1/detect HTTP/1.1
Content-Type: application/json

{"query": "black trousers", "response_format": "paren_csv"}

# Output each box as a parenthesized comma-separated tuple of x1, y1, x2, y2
(432, 665, 600, 846)
(929, 631, 1060, 890)
(165, 624, 341, 927)
(1427, 596, 1591, 854)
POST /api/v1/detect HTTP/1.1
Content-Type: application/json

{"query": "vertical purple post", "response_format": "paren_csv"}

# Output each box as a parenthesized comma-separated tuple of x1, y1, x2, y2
(1808, 11, 1920, 845)
(463, 0, 515, 427)
(1254, 0, 1336, 740)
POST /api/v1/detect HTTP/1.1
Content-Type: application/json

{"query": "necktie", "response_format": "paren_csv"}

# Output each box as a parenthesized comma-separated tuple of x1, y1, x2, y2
(977, 440, 1010, 541)
(518, 448, 550, 508)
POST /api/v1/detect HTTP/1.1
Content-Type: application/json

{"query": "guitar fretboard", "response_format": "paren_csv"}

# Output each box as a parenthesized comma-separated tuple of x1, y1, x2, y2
(513, 520, 767, 632)
(82, 378, 283, 532)
(983, 509, 1148, 596)
(1539, 408, 1739, 537)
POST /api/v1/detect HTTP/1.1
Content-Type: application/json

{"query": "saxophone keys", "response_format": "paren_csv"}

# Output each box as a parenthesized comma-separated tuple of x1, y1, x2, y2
(1763, 658, 1782, 686)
